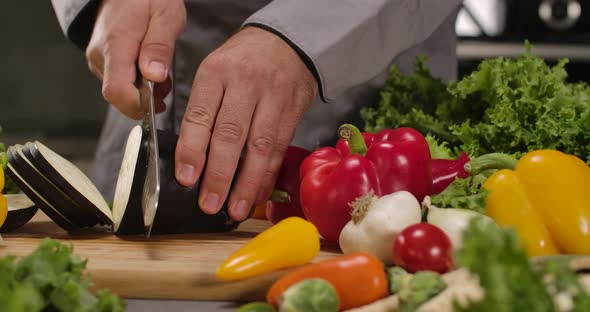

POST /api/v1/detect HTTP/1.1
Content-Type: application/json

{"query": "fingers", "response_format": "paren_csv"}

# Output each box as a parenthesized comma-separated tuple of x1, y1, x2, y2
(225, 93, 282, 221)
(175, 68, 224, 187)
(139, 1, 186, 82)
(255, 91, 300, 206)
(85, 0, 186, 119)
(197, 84, 258, 217)
(102, 37, 143, 119)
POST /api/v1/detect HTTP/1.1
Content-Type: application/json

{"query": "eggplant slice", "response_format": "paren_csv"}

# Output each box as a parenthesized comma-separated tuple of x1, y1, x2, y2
(7, 144, 97, 227)
(0, 193, 39, 233)
(28, 141, 112, 226)
(111, 125, 145, 234)
(4, 161, 77, 231)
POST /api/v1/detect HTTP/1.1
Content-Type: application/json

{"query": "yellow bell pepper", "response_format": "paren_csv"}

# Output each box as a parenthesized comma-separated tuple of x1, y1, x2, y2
(483, 149, 590, 256)
(216, 216, 320, 281)
(0, 163, 4, 191)
(0, 166, 6, 228)
(0, 194, 6, 229)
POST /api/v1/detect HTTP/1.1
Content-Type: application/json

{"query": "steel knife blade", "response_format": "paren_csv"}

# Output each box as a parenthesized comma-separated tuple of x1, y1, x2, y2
(136, 74, 160, 239)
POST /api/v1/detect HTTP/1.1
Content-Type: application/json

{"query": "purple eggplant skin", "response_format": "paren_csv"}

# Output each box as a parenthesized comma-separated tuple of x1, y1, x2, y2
(28, 143, 108, 226)
(4, 161, 77, 232)
(0, 194, 38, 233)
(20, 144, 98, 227)
(151, 129, 241, 234)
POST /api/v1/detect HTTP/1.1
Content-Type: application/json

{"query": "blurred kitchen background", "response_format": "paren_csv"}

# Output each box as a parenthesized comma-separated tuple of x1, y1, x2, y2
(1, 0, 590, 175)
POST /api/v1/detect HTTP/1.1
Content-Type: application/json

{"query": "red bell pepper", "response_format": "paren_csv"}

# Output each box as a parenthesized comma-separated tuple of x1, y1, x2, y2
(299, 124, 432, 245)
(266, 145, 311, 224)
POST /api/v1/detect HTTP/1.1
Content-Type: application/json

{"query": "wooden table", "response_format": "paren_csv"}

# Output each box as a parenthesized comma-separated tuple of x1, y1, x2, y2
(0, 212, 341, 301)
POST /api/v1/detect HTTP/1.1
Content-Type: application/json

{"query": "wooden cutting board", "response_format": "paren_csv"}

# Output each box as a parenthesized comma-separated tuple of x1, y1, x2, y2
(0, 211, 342, 301)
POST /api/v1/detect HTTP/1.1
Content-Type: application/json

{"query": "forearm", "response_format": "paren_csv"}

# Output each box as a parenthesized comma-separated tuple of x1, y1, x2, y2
(243, 0, 462, 102)
(50, 0, 101, 50)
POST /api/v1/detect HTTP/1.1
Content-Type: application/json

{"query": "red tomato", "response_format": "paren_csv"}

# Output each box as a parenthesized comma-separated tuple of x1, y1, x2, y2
(392, 223, 453, 273)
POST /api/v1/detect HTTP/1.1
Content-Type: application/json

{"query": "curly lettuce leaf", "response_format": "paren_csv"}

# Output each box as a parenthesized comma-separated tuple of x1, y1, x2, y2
(448, 43, 590, 163)
(361, 56, 459, 143)
(426, 134, 456, 159)
(429, 171, 492, 213)
(0, 239, 126, 312)
(362, 42, 590, 164)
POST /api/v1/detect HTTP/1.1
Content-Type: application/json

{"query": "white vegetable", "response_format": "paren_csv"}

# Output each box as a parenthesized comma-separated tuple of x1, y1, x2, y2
(339, 190, 422, 265)
(423, 196, 494, 251)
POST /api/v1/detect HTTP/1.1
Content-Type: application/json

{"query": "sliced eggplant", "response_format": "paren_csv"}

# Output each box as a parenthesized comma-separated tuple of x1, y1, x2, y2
(111, 125, 145, 234)
(28, 141, 112, 226)
(0, 193, 38, 233)
(112, 125, 240, 235)
(4, 161, 77, 231)
(8, 144, 96, 227)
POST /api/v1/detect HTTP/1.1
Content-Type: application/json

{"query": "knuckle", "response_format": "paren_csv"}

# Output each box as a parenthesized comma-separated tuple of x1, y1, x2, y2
(101, 82, 120, 102)
(270, 72, 290, 90)
(200, 53, 225, 73)
(236, 58, 260, 79)
(207, 168, 232, 185)
(248, 135, 274, 157)
(142, 41, 173, 60)
(239, 176, 260, 193)
(213, 121, 244, 145)
(184, 105, 214, 129)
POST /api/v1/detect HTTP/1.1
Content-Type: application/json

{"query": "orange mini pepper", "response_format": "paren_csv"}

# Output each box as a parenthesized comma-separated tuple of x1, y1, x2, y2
(266, 252, 388, 311)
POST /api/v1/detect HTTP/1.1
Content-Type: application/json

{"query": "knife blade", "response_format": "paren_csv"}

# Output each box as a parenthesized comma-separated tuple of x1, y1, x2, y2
(136, 74, 160, 239)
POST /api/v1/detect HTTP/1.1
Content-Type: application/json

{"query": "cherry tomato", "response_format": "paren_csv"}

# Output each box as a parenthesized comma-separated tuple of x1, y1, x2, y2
(392, 223, 453, 273)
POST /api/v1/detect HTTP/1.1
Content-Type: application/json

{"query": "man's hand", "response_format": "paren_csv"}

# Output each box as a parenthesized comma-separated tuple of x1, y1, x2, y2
(86, 0, 186, 118)
(175, 27, 318, 221)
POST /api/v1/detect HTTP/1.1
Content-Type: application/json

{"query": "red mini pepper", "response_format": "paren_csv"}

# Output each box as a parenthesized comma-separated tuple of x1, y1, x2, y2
(430, 151, 471, 194)
(265, 145, 311, 224)
(299, 124, 432, 245)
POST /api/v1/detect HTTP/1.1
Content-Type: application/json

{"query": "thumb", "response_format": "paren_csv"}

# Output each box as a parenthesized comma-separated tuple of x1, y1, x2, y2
(139, 2, 186, 82)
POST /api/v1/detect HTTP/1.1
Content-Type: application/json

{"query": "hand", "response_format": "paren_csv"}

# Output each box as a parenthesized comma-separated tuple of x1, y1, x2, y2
(175, 27, 318, 221)
(85, 0, 186, 118)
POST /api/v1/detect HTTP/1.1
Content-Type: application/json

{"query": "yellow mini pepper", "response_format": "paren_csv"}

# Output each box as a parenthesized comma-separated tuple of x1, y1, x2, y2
(0, 166, 7, 228)
(483, 149, 590, 256)
(216, 216, 320, 281)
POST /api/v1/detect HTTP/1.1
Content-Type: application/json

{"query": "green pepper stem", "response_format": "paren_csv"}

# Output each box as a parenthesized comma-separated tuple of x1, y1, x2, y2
(465, 153, 518, 175)
(269, 189, 291, 204)
(338, 124, 368, 156)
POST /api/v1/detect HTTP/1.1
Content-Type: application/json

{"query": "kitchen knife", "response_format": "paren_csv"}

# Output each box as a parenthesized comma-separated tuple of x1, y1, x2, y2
(136, 73, 160, 239)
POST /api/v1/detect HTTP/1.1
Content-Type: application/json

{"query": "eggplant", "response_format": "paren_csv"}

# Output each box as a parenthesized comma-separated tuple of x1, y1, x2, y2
(148, 127, 240, 234)
(0, 193, 38, 233)
(7, 144, 97, 227)
(111, 125, 240, 235)
(4, 161, 77, 231)
(5, 125, 242, 235)
(28, 141, 112, 226)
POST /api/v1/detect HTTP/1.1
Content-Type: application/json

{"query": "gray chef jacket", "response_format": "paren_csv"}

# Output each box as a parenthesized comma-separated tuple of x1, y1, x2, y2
(51, 0, 462, 202)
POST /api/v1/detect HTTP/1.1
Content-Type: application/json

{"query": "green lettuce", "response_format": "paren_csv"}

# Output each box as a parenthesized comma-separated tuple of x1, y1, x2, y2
(362, 42, 590, 164)
(454, 217, 555, 311)
(454, 217, 590, 311)
(0, 238, 125, 312)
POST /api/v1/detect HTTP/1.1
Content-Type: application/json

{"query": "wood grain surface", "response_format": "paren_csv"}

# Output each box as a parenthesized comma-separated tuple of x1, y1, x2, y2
(0, 212, 341, 301)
